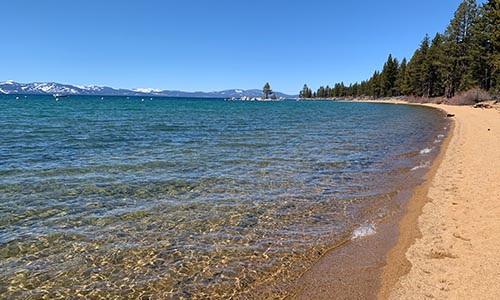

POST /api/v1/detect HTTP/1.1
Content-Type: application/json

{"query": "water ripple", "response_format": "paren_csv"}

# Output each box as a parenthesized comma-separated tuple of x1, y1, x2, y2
(0, 96, 448, 299)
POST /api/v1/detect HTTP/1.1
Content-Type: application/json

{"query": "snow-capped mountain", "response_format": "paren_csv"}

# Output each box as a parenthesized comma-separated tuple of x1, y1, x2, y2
(0, 81, 296, 98)
(0, 81, 130, 96)
(132, 88, 162, 94)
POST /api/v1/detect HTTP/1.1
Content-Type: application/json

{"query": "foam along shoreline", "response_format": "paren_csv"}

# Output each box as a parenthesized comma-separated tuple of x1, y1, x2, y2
(379, 104, 500, 299)
(288, 102, 448, 300)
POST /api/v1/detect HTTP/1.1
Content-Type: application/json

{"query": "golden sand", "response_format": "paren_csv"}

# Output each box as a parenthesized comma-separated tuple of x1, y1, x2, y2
(289, 100, 500, 299)
(380, 103, 500, 299)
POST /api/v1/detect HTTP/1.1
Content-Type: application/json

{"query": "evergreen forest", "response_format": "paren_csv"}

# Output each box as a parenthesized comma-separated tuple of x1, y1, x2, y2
(299, 0, 500, 101)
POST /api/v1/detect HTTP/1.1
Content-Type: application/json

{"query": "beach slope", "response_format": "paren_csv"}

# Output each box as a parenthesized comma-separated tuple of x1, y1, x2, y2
(381, 104, 500, 299)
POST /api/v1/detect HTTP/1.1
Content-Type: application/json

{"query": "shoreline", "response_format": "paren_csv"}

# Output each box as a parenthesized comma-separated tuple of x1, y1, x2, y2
(377, 103, 454, 299)
(289, 100, 500, 299)
(288, 101, 449, 300)
(379, 103, 500, 299)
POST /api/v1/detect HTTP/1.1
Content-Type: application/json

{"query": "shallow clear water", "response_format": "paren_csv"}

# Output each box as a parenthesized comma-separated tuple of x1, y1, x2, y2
(0, 96, 447, 299)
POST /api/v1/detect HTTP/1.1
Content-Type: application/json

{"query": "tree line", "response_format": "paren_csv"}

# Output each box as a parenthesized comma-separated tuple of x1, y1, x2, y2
(299, 0, 500, 99)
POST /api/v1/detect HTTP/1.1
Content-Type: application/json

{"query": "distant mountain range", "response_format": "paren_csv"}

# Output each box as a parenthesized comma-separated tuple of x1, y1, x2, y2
(0, 80, 296, 98)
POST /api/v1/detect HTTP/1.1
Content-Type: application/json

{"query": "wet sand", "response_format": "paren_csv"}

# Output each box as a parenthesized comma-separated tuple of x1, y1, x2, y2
(288, 221, 400, 300)
(380, 104, 500, 299)
(289, 101, 500, 299)
(288, 101, 447, 300)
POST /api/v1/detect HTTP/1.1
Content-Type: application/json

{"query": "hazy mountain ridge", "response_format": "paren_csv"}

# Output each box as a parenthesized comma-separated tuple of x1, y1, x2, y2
(0, 81, 296, 98)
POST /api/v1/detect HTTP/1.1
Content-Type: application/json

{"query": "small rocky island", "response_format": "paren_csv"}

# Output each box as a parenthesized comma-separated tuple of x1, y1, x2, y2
(227, 82, 286, 101)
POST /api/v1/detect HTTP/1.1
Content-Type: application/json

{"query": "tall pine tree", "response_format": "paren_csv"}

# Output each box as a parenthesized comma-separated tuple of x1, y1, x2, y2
(380, 54, 399, 97)
(298, 0, 500, 100)
(394, 58, 407, 96)
(263, 82, 272, 99)
(369, 71, 382, 98)
(300, 84, 312, 98)
(443, 0, 479, 97)
(421, 33, 446, 97)
(404, 34, 430, 96)
(483, 0, 500, 93)
(469, 3, 492, 91)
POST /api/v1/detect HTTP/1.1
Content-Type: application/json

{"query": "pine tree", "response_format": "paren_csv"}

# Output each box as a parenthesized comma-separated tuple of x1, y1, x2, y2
(300, 84, 310, 98)
(443, 0, 479, 97)
(317, 86, 325, 98)
(333, 83, 341, 97)
(467, 4, 490, 91)
(483, 0, 500, 93)
(339, 82, 347, 97)
(404, 34, 430, 96)
(380, 54, 399, 97)
(394, 58, 407, 96)
(325, 85, 331, 98)
(297, 0, 500, 99)
(369, 71, 382, 98)
(359, 80, 369, 97)
(263, 82, 272, 99)
(351, 83, 359, 97)
(421, 33, 446, 97)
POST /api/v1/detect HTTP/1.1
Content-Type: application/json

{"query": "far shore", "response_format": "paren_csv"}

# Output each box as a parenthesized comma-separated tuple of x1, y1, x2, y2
(289, 99, 500, 299)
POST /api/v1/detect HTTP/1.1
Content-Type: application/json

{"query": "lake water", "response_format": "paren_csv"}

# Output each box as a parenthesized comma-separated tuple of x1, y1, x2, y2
(0, 96, 448, 299)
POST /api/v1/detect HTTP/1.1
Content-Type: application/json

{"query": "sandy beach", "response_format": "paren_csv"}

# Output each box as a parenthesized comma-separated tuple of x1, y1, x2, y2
(380, 103, 500, 299)
(290, 101, 500, 300)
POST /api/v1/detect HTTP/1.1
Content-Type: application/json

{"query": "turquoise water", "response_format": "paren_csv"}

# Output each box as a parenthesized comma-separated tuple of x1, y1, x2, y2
(0, 96, 447, 299)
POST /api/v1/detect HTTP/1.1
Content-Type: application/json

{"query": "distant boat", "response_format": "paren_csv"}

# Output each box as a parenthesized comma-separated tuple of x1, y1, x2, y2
(53, 94, 68, 98)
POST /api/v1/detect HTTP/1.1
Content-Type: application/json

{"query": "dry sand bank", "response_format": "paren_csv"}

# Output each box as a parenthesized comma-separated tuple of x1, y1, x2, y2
(289, 100, 500, 299)
(288, 100, 445, 300)
(380, 104, 500, 299)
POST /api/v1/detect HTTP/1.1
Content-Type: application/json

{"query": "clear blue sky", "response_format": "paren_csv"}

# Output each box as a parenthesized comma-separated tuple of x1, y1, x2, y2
(1, 0, 485, 94)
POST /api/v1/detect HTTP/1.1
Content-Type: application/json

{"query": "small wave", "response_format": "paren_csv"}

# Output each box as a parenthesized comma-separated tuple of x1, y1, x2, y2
(351, 223, 376, 240)
(434, 134, 445, 144)
(420, 148, 432, 154)
(411, 161, 430, 171)
(398, 150, 421, 159)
